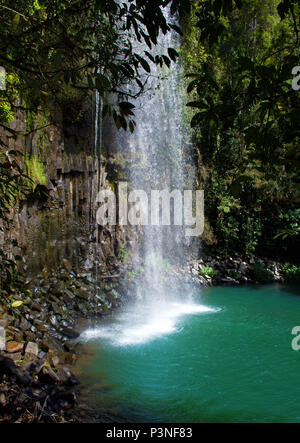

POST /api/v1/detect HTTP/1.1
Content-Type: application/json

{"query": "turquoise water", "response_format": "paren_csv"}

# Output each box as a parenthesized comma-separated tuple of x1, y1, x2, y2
(79, 284, 300, 423)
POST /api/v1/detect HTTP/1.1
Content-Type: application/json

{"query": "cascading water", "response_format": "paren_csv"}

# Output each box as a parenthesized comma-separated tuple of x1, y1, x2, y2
(127, 10, 189, 296)
(83, 7, 214, 346)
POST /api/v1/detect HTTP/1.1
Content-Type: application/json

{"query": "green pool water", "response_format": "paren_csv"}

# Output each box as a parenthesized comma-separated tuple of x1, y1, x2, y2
(79, 284, 300, 423)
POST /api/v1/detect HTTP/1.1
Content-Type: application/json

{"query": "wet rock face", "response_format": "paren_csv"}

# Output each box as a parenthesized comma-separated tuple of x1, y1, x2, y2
(0, 105, 138, 278)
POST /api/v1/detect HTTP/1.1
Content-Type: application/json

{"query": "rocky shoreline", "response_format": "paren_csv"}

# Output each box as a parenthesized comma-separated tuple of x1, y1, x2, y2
(0, 261, 127, 423)
(185, 255, 286, 286)
(0, 254, 296, 422)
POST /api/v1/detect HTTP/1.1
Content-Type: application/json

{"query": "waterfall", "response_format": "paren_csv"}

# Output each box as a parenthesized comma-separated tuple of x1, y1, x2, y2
(94, 89, 103, 295)
(124, 7, 196, 300)
(87, 88, 103, 282)
(83, 7, 206, 346)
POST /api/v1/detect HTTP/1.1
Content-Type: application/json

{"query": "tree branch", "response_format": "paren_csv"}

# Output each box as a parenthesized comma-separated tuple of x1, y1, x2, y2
(0, 5, 28, 21)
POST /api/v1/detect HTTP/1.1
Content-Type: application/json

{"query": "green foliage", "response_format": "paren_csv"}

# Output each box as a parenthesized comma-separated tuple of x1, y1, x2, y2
(0, 102, 14, 123)
(0, 0, 183, 130)
(229, 269, 241, 279)
(200, 266, 218, 278)
(0, 72, 19, 122)
(251, 263, 273, 283)
(24, 155, 48, 190)
(117, 243, 130, 262)
(0, 150, 29, 297)
(281, 263, 300, 281)
(274, 209, 300, 240)
(183, 0, 299, 259)
(127, 269, 137, 281)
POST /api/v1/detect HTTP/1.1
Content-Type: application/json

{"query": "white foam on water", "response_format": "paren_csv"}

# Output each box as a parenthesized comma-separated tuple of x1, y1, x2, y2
(81, 300, 216, 346)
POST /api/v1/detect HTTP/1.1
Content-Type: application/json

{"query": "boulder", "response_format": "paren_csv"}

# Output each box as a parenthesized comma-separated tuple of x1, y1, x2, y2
(25, 342, 39, 357)
(60, 327, 80, 339)
(49, 390, 76, 410)
(38, 365, 60, 384)
(6, 341, 24, 354)
(62, 352, 76, 365)
(0, 326, 5, 351)
(6, 326, 23, 342)
(75, 288, 90, 301)
(30, 304, 42, 312)
(19, 319, 31, 331)
(51, 355, 60, 368)
(62, 258, 72, 272)
(0, 356, 32, 386)
(238, 263, 248, 275)
(221, 276, 239, 285)
(0, 317, 8, 328)
(22, 360, 44, 375)
(57, 367, 78, 386)
(41, 336, 64, 354)
(63, 341, 79, 352)
(0, 392, 6, 406)
(9, 352, 23, 363)
(64, 289, 75, 300)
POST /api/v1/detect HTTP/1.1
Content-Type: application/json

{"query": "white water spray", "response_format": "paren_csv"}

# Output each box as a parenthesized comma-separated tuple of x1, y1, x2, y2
(82, 300, 215, 346)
